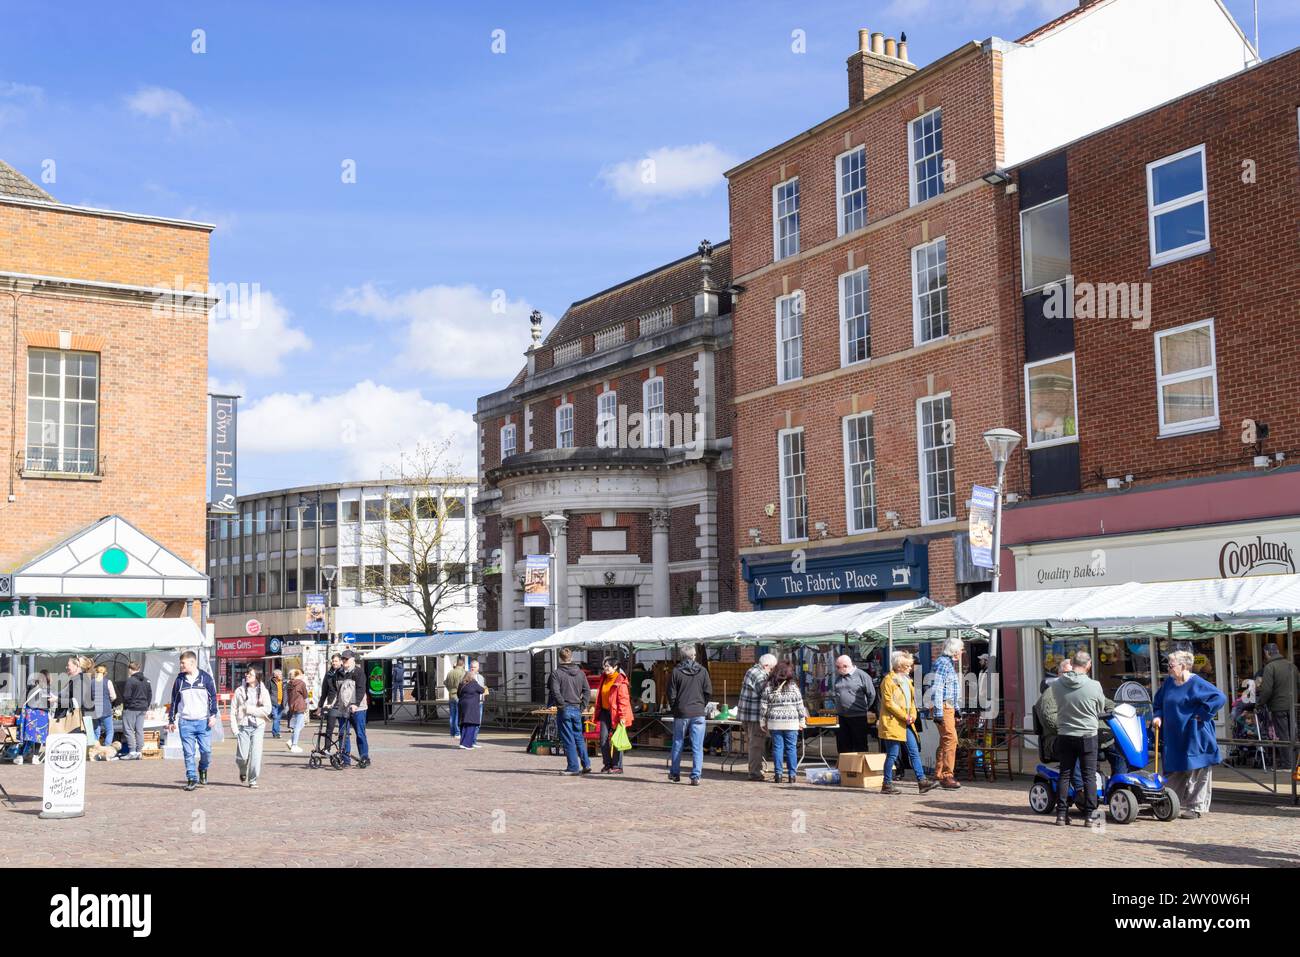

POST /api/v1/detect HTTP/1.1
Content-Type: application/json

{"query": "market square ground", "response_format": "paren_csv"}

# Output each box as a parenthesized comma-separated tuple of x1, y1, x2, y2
(2, 726, 1297, 868)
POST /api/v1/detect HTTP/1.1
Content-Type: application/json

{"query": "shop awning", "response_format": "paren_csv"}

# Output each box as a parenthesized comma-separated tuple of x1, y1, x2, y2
(0, 615, 209, 654)
(911, 574, 1300, 637)
(359, 635, 425, 660)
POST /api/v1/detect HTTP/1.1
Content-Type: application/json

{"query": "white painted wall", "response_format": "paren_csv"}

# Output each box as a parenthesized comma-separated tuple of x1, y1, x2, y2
(1001, 0, 1255, 167)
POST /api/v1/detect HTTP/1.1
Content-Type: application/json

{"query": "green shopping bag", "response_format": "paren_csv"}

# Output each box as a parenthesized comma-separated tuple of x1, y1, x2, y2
(611, 723, 632, 752)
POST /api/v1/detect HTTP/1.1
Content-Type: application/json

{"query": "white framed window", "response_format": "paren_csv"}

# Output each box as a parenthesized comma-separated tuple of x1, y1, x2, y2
(839, 266, 871, 366)
(642, 377, 665, 448)
(1020, 196, 1071, 293)
(778, 427, 808, 543)
(917, 394, 955, 525)
(908, 108, 944, 206)
(772, 176, 800, 261)
(1154, 319, 1219, 437)
(842, 413, 877, 534)
(555, 403, 574, 449)
(1024, 354, 1079, 449)
(597, 390, 618, 448)
(500, 423, 516, 459)
(25, 348, 98, 474)
(1147, 145, 1210, 266)
(836, 146, 867, 235)
(912, 237, 949, 344)
(776, 291, 804, 383)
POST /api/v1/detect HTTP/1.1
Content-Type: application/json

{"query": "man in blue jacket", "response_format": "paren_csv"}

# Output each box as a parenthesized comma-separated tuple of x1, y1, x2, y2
(168, 650, 219, 791)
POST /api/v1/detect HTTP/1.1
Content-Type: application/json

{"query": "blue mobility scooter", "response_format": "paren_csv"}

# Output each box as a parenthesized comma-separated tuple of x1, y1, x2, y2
(1029, 703, 1180, 823)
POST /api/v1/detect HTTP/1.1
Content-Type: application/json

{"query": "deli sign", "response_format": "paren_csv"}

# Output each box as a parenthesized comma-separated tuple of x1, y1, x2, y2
(1219, 537, 1296, 578)
(217, 635, 267, 658)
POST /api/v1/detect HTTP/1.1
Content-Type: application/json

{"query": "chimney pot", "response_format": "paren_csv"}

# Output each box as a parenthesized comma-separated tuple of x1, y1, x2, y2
(859, 29, 869, 52)
(871, 32, 885, 54)
(884, 37, 897, 58)
(898, 39, 909, 62)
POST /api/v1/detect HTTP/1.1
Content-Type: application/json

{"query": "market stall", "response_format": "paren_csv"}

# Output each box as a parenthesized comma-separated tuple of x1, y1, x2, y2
(911, 574, 1300, 801)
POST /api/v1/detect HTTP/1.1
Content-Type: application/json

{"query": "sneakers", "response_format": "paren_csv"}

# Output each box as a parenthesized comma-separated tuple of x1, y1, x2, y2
(579, 767, 592, 775)
(690, 778, 700, 786)
(289, 746, 304, 754)
(668, 773, 681, 783)
(249, 781, 259, 789)
(184, 779, 198, 792)
(1179, 809, 1202, 820)
(560, 769, 581, 776)
(198, 769, 208, 786)
(459, 745, 472, 750)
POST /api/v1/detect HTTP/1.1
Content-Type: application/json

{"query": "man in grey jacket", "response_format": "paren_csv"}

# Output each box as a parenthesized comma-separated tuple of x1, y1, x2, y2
(1050, 651, 1108, 826)
(832, 655, 876, 755)
(548, 648, 592, 776)
(1256, 643, 1299, 771)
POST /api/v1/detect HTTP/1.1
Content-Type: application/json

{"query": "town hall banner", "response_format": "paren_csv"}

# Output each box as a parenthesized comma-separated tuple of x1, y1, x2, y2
(209, 394, 239, 513)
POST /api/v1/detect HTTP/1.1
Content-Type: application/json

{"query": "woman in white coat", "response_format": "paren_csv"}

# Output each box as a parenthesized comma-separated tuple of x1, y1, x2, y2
(231, 667, 273, 788)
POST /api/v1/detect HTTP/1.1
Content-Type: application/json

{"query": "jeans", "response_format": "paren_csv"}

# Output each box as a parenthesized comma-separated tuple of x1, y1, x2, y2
(770, 728, 799, 778)
(178, 717, 212, 781)
(235, 724, 265, 784)
(339, 710, 369, 765)
(448, 699, 461, 737)
(884, 729, 925, 784)
(289, 711, 307, 748)
(460, 724, 480, 748)
(670, 716, 706, 781)
(271, 704, 282, 736)
(558, 705, 590, 772)
(1057, 734, 1099, 815)
(95, 714, 114, 746)
(122, 709, 146, 756)
(598, 709, 623, 771)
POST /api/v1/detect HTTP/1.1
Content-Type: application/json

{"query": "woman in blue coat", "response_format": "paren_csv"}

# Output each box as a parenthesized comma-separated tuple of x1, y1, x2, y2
(1153, 649, 1226, 819)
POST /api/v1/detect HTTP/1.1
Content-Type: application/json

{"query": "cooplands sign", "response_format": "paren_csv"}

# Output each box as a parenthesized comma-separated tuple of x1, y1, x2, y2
(1218, 536, 1296, 578)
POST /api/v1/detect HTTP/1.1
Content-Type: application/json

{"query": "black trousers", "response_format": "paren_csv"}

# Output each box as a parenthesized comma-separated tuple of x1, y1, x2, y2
(1271, 711, 1295, 771)
(1057, 734, 1098, 814)
(836, 715, 872, 756)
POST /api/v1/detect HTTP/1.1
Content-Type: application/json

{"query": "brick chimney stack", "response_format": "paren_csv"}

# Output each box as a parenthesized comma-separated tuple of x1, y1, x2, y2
(847, 28, 916, 106)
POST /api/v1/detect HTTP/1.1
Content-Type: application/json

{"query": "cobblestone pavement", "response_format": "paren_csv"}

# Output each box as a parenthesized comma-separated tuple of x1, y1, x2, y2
(3, 726, 1298, 868)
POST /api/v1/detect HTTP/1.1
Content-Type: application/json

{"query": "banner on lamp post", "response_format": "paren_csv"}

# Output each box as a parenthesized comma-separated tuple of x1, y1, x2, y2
(305, 594, 326, 633)
(209, 394, 239, 513)
(523, 554, 550, 608)
(968, 485, 998, 570)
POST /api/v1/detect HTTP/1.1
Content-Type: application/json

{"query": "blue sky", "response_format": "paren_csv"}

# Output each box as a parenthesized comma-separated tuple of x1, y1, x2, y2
(1, 0, 1293, 493)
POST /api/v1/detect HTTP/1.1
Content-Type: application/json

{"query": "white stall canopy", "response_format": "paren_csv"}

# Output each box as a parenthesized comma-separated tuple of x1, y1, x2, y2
(363, 629, 550, 659)
(911, 574, 1300, 637)
(0, 615, 208, 654)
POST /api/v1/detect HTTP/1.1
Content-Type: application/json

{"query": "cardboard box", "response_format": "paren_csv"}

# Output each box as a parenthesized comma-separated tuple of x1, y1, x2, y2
(837, 752, 887, 790)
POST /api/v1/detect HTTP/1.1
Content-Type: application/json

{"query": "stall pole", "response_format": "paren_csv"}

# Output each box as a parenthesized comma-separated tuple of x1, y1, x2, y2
(1289, 617, 1296, 804)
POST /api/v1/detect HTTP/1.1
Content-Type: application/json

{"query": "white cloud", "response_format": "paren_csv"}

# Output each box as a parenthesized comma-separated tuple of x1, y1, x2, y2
(335, 283, 540, 382)
(206, 375, 246, 398)
(599, 143, 736, 203)
(0, 80, 44, 129)
(125, 86, 199, 131)
(208, 288, 311, 377)
(239, 381, 477, 478)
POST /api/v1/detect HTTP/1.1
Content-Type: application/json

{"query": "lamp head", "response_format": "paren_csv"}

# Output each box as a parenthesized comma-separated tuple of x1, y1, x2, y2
(982, 427, 1022, 466)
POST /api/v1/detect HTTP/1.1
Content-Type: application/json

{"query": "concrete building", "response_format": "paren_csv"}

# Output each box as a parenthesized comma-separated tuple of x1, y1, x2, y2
(207, 479, 478, 691)
(723, 0, 1257, 620)
(475, 241, 736, 651)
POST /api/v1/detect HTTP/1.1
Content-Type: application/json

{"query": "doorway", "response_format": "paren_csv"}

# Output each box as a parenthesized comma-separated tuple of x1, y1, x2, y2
(585, 586, 636, 621)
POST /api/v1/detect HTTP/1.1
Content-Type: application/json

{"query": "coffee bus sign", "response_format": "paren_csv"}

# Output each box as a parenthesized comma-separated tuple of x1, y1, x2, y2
(1017, 521, 1300, 590)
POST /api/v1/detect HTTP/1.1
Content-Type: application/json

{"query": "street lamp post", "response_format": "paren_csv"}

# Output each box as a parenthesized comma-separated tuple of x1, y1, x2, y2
(541, 513, 567, 681)
(982, 427, 1022, 669)
(321, 563, 338, 662)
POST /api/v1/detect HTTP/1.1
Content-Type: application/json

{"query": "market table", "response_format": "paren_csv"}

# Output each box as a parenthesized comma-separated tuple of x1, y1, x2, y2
(526, 706, 596, 755)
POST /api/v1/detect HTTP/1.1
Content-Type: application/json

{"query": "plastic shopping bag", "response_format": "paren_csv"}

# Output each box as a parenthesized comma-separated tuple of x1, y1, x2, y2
(611, 723, 632, 752)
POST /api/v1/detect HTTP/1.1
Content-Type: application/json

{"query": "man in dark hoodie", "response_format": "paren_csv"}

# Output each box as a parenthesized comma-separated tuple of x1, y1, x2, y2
(548, 648, 592, 776)
(667, 645, 713, 785)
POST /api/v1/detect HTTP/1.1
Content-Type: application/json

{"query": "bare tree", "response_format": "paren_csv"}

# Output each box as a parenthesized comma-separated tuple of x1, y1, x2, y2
(358, 440, 475, 635)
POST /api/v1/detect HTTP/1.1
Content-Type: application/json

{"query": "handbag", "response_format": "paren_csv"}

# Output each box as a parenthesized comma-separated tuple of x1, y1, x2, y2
(610, 722, 633, 752)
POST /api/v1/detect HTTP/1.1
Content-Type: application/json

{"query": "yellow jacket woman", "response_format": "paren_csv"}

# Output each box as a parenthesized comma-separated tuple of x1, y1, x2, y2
(878, 669, 918, 742)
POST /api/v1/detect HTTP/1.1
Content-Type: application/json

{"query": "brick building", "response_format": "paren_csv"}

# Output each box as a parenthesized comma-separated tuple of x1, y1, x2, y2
(997, 47, 1300, 728)
(0, 160, 212, 697)
(724, 0, 1256, 621)
(475, 241, 735, 660)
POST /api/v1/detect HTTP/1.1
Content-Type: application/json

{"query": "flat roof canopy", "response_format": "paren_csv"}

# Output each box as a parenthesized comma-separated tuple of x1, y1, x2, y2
(0, 616, 209, 654)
